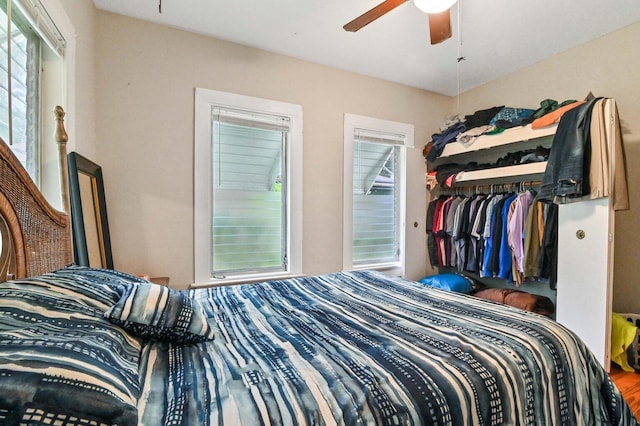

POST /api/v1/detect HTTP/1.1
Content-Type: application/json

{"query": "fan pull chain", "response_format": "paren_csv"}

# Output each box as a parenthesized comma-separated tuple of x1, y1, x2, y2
(455, 0, 464, 112)
(159, 0, 162, 13)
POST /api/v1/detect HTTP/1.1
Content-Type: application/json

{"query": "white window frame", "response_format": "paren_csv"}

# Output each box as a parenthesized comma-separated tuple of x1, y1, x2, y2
(41, 0, 76, 151)
(194, 88, 303, 287)
(14, 0, 75, 210)
(343, 113, 413, 275)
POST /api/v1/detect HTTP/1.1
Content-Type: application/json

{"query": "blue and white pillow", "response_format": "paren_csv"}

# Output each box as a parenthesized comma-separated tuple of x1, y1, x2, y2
(105, 283, 215, 344)
(0, 269, 142, 425)
(51, 265, 148, 306)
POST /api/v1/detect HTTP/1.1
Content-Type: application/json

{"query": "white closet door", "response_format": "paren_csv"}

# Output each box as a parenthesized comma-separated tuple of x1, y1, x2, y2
(555, 197, 613, 368)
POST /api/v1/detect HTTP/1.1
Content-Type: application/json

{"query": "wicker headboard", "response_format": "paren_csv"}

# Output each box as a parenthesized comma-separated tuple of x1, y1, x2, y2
(0, 106, 72, 281)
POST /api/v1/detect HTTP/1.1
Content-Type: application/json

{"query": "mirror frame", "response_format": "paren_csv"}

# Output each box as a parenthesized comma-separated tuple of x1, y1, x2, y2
(67, 152, 114, 269)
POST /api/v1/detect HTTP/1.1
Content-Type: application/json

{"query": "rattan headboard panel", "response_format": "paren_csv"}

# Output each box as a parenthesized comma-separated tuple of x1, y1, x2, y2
(0, 117, 72, 279)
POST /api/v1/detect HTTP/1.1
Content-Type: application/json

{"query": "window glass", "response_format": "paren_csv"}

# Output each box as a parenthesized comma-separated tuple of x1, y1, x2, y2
(353, 139, 401, 265)
(211, 108, 288, 274)
(0, 0, 66, 188)
(194, 89, 303, 285)
(0, 2, 40, 181)
(343, 114, 413, 273)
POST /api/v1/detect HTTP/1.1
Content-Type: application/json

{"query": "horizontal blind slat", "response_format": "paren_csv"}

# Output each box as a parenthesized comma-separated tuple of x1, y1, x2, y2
(352, 138, 400, 265)
(212, 112, 287, 275)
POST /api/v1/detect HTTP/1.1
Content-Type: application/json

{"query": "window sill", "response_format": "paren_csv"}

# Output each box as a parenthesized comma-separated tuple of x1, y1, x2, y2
(190, 272, 306, 289)
(350, 263, 404, 277)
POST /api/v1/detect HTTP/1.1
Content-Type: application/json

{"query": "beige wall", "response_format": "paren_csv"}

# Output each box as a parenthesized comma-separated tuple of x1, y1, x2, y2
(62, 5, 640, 309)
(59, 0, 97, 158)
(91, 11, 447, 289)
(456, 22, 640, 314)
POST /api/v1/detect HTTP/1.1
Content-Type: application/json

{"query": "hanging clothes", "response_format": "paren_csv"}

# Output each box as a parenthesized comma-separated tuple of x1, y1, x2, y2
(497, 193, 519, 280)
(444, 196, 465, 267)
(508, 190, 536, 285)
(523, 198, 545, 280)
(537, 202, 558, 289)
(538, 97, 601, 202)
(426, 196, 444, 266)
(429, 189, 556, 287)
(587, 98, 629, 210)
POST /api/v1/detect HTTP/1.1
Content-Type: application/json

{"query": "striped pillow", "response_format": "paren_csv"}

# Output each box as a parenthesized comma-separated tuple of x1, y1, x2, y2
(105, 283, 215, 344)
(0, 272, 141, 425)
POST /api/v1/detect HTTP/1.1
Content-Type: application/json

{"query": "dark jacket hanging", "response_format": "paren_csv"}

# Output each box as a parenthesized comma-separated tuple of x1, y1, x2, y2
(538, 97, 601, 202)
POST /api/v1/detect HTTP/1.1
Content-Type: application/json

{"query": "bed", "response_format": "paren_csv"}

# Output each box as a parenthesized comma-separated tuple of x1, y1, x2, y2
(0, 109, 637, 425)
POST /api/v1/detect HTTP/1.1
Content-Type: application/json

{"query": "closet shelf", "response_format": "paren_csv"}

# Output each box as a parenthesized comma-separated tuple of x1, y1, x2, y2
(454, 161, 547, 185)
(440, 123, 557, 157)
(430, 122, 556, 187)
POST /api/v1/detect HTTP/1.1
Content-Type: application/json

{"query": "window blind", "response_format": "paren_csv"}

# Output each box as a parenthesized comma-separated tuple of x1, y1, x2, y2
(213, 106, 291, 132)
(354, 128, 406, 145)
(13, 0, 65, 56)
(211, 107, 289, 275)
(352, 129, 402, 265)
(0, 0, 41, 181)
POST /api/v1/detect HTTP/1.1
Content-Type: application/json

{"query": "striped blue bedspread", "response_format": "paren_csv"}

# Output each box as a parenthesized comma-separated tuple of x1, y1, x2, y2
(138, 270, 638, 425)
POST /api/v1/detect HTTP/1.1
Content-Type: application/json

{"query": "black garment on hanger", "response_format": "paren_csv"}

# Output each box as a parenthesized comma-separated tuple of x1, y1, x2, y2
(426, 198, 440, 267)
(538, 97, 601, 202)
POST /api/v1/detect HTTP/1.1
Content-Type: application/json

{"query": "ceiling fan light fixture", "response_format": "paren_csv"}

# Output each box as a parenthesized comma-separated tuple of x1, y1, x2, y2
(413, 0, 456, 14)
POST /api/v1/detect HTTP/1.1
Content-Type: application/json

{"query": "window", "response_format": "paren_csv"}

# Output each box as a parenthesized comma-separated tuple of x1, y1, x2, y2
(0, 0, 66, 185)
(343, 114, 413, 272)
(194, 89, 302, 286)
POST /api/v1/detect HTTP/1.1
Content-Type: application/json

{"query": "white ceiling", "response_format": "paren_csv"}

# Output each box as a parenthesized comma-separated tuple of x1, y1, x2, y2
(91, 0, 640, 96)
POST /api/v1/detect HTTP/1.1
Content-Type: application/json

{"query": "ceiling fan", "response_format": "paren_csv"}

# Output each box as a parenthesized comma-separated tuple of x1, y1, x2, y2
(343, 0, 457, 45)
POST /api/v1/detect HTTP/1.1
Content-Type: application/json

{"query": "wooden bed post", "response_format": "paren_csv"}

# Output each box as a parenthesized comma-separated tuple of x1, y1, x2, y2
(54, 105, 74, 266)
(55, 105, 70, 215)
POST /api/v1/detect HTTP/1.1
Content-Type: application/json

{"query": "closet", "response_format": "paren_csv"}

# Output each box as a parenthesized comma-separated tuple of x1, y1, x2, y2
(426, 98, 624, 369)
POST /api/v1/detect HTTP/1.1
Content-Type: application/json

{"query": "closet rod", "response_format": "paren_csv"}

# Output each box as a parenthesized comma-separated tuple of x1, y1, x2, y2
(448, 179, 542, 194)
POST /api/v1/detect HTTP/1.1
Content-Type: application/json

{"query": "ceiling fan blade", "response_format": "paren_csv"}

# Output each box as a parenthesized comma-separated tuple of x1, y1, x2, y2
(428, 8, 452, 44)
(343, 0, 408, 32)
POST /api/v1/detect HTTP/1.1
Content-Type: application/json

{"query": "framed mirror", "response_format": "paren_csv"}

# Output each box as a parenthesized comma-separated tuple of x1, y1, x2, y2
(67, 152, 114, 269)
